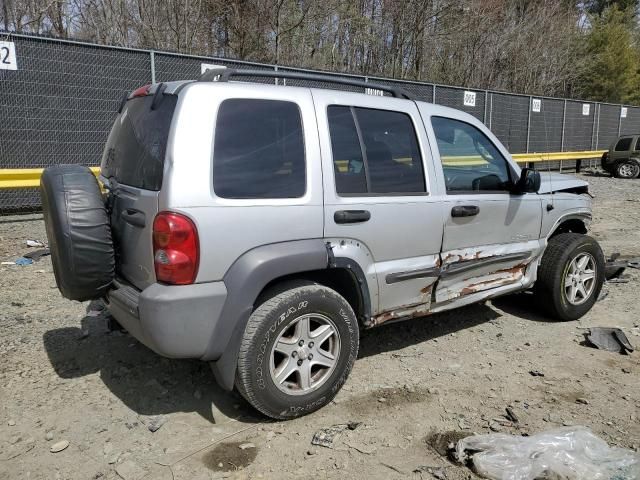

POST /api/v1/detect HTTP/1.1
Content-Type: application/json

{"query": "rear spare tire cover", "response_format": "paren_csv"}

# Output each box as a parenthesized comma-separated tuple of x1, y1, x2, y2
(40, 165, 115, 301)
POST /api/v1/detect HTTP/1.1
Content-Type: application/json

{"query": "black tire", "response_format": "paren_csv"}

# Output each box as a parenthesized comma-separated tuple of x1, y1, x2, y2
(236, 283, 359, 419)
(534, 233, 605, 321)
(40, 165, 115, 301)
(614, 160, 640, 179)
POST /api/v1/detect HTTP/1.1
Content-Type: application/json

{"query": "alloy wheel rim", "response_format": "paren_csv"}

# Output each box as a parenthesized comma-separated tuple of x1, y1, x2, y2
(564, 252, 597, 305)
(269, 313, 341, 396)
(619, 163, 639, 178)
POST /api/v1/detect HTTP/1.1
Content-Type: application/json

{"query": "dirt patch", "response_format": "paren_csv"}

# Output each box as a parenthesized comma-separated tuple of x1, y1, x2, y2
(202, 441, 258, 472)
(344, 385, 432, 413)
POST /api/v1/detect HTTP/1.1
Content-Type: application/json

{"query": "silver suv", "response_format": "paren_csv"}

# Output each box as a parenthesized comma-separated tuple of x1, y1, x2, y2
(41, 70, 605, 419)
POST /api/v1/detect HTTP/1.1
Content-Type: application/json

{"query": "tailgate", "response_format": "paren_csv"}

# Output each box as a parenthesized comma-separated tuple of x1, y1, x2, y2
(100, 89, 177, 290)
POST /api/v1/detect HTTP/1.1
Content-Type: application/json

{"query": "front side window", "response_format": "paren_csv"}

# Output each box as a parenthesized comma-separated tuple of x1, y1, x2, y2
(431, 116, 512, 193)
(328, 106, 425, 195)
(213, 99, 305, 199)
(615, 137, 632, 152)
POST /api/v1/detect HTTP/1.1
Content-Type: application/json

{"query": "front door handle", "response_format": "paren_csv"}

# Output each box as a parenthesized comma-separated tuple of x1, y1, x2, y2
(451, 205, 479, 218)
(334, 210, 371, 224)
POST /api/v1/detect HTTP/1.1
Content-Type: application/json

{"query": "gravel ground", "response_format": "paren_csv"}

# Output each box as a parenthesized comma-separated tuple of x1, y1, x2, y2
(1, 172, 639, 480)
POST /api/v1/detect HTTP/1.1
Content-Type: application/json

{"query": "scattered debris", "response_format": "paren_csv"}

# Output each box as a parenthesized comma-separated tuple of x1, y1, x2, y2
(5, 257, 34, 266)
(455, 427, 640, 480)
(426, 431, 470, 459)
(622, 367, 631, 374)
(50, 440, 69, 453)
(413, 466, 448, 479)
(311, 422, 361, 448)
(26, 239, 45, 248)
(597, 288, 609, 301)
(145, 415, 167, 432)
(238, 442, 255, 450)
(381, 462, 406, 475)
(576, 397, 589, 405)
(505, 407, 519, 423)
(585, 327, 634, 354)
(605, 253, 627, 280)
(23, 248, 50, 262)
(45, 431, 53, 441)
(627, 258, 640, 270)
(608, 277, 630, 284)
(529, 370, 545, 377)
(7, 420, 15, 426)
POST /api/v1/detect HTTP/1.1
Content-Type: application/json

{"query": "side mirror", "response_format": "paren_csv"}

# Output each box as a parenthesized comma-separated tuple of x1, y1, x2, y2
(515, 168, 541, 193)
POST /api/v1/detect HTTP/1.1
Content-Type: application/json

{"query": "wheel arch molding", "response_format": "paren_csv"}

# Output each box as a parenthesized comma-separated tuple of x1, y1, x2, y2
(206, 239, 372, 391)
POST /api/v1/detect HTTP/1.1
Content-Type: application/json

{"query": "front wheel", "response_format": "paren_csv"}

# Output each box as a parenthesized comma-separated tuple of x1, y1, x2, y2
(235, 283, 359, 419)
(534, 233, 605, 321)
(614, 161, 640, 179)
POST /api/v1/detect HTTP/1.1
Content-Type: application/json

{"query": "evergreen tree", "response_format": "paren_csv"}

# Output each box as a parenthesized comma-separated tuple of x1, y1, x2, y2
(581, 5, 640, 103)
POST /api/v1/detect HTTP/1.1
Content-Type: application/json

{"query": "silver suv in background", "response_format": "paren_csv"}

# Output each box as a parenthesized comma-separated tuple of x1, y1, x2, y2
(41, 70, 605, 419)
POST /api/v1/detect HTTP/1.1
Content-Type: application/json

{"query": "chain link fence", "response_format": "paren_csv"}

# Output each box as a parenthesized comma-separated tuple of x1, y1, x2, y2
(1, 32, 638, 213)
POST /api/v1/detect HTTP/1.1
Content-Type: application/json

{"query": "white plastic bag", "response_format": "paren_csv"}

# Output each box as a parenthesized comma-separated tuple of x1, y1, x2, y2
(456, 426, 640, 480)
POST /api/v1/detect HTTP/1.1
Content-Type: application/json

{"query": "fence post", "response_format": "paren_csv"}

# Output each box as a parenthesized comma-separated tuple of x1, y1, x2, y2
(150, 50, 156, 84)
(618, 105, 623, 136)
(484, 90, 489, 124)
(560, 99, 567, 153)
(594, 103, 601, 152)
(526, 95, 532, 153)
(488, 92, 493, 129)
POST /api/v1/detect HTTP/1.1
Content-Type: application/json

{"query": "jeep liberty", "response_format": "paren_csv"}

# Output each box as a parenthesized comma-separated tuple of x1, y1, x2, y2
(41, 70, 605, 419)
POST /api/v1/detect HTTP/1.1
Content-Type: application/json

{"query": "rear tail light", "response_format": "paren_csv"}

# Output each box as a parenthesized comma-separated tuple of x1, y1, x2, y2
(152, 212, 199, 285)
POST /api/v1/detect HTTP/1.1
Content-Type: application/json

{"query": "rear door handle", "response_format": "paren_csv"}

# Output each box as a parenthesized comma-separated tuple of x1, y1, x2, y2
(451, 205, 479, 218)
(121, 208, 146, 227)
(334, 210, 371, 224)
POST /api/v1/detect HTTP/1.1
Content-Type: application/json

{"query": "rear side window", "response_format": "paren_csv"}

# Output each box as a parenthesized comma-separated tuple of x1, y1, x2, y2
(328, 106, 425, 195)
(635, 138, 640, 151)
(213, 99, 305, 199)
(615, 137, 632, 151)
(102, 94, 177, 191)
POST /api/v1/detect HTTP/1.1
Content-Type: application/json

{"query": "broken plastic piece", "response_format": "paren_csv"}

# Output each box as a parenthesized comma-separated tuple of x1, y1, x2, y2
(311, 422, 361, 448)
(26, 240, 45, 248)
(605, 252, 627, 280)
(14, 257, 33, 266)
(456, 427, 640, 480)
(586, 327, 634, 354)
(23, 248, 50, 262)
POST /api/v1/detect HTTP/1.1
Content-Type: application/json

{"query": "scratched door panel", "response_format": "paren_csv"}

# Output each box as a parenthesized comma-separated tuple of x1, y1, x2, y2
(435, 194, 543, 303)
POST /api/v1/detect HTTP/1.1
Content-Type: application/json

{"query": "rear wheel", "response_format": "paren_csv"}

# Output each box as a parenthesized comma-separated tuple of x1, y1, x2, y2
(235, 283, 359, 419)
(614, 161, 640, 179)
(534, 233, 605, 321)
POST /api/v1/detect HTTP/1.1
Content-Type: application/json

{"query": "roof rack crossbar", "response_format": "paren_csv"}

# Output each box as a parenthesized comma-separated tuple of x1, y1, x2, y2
(198, 68, 415, 100)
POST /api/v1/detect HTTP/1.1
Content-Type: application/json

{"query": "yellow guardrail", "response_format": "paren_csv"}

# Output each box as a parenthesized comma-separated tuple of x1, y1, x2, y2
(0, 167, 100, 189)
(0, 151, 606, 189)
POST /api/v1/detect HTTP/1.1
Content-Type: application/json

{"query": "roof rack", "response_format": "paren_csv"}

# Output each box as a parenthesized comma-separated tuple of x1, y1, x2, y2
(197, 68, 415, 100)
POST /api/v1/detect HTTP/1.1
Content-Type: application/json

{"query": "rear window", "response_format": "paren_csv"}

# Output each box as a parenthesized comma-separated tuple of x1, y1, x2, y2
(213, 99, 305, 199)
(101, 94, 177, 190)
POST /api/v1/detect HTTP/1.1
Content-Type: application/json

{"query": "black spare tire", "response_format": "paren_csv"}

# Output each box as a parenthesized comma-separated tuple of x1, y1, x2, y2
(41, 165, 115, 301)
